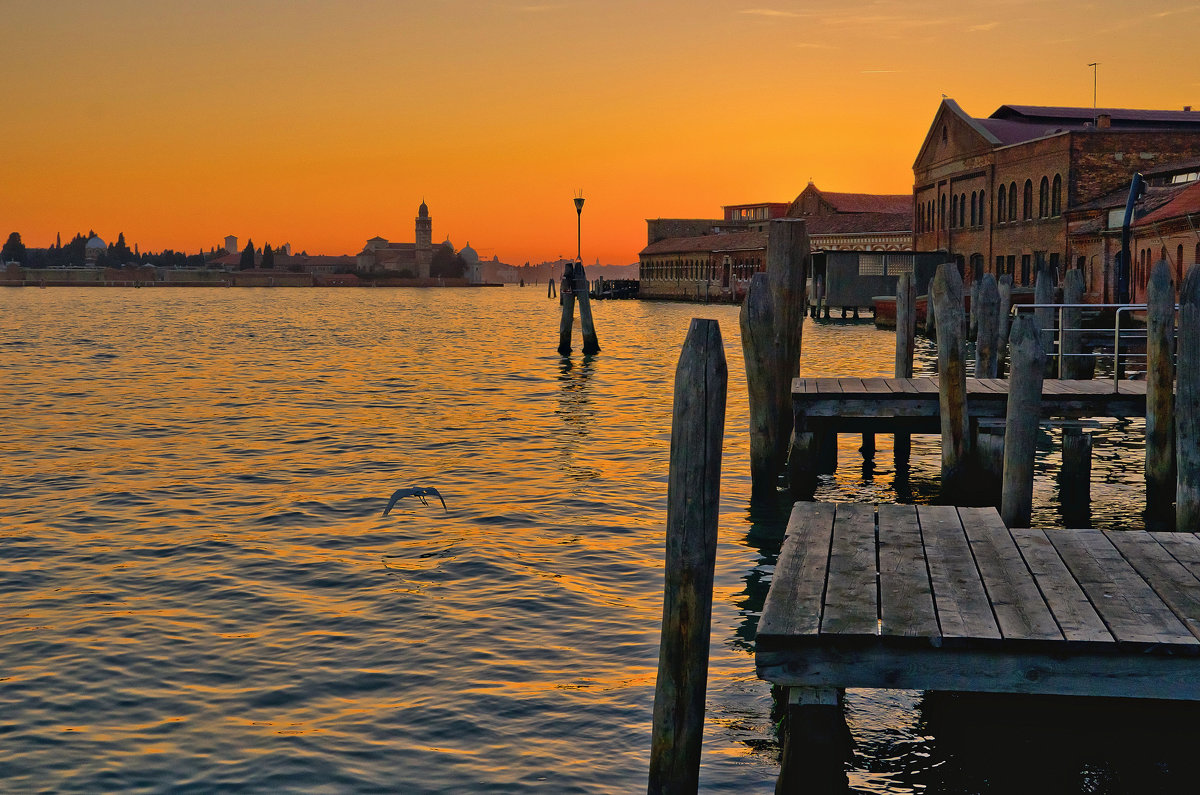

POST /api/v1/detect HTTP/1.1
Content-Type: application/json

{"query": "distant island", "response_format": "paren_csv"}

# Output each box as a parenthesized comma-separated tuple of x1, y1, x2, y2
(1, 202, 637, 288)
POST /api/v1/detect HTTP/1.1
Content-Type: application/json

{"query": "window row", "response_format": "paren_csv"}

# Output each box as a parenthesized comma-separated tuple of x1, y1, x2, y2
(640, 256, 763, 282)
(916, 173, 1064, 233)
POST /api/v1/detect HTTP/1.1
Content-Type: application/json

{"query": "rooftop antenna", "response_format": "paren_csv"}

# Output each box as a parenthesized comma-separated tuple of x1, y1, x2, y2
(1088, 62, 1099, 125)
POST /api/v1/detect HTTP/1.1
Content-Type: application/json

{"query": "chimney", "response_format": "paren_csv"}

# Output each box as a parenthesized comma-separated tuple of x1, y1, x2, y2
(1185, 106, 1193, 112)
(1097, 113, 1112, 128)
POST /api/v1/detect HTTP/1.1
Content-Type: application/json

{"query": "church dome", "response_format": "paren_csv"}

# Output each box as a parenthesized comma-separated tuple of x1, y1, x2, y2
(459, 242, 479, 263)
(86, 235, 106, 249)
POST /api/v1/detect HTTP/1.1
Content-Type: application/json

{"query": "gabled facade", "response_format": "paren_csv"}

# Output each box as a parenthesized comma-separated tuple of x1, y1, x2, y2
(913, 99, 1200, 290)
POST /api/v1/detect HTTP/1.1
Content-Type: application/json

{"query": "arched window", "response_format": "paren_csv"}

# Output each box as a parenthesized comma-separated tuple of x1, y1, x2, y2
(1039, 176, 1049, 218)
(997, 186, 1006, 223)
(960, 193, 966, 228)
(940, 194, 946, 229)
(951, 194, 958, 228)
(1052, 174, 1062, 216)
(1023, 180, 1033, 220)
(970, 192, 977, 227)
(978, 191, 985, 225)
(1009, 182, 1018, 221)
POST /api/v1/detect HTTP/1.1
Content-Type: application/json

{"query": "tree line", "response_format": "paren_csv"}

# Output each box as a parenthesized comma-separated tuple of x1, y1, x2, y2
(3, 231, 209, 269)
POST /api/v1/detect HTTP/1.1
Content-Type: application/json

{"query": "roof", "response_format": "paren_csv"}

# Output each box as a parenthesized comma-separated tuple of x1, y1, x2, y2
(86, 235, 106, 248)
(992, 105, 1200, 126)
(639, 212, 912, 257)
(1134, 180, 1200, 229)
(805, 212, 911, 235)
(817, 192, 911, 214)
(640, 230, 767, 256)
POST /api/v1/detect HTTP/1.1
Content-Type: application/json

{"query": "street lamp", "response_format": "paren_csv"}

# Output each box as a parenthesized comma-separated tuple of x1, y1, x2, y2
(574, 192, 585, 263)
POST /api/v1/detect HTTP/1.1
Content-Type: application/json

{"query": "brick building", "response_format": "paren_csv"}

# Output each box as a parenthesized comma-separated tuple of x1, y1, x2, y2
(913, 99, 1200, 289)
(639, 183, 913, 302)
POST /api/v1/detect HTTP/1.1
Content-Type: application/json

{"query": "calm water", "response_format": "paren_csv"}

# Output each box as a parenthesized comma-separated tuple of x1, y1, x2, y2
(0, 287, 1179, 793)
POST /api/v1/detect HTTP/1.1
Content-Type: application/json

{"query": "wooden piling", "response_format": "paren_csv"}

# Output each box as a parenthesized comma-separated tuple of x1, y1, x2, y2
(741, 273, 780, 492)
(766, 219, 809, 463)
(975, 273, 1000, 379)
(1001, 315, 1045, 528)
(557, 262, 575, 355)
(1035, 266, 1055, 376)
(1177, 266, 1200, 531)
(573, 261, 601, 355)
(1060, 425, 1093, 526)
(931, 262, 970, 494)
(1146, 261, 1176, 524)
(894, 273, 915, 467)
(548, 277, 556, 298)
(975, 419, 1006, 505)
(998, 274, 1013, 377)
(1061, 268, 1086, 379)
(924, 288, 937, 339)
(648, 319, 727, 795)
(969, 279, 979, 341)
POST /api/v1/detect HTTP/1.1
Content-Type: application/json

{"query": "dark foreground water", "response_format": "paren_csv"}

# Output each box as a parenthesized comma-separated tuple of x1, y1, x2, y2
(0, 287, 1186, 793)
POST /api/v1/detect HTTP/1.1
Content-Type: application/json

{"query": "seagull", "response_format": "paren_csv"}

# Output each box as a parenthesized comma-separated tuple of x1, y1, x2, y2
(383, 486, 447, 516)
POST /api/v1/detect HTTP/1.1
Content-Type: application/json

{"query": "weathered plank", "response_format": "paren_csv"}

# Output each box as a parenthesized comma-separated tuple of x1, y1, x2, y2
(821, 503, 879, 638)
(1046, 529, 1197, 647)
(958, 506, 1060, 641)
(758, 503, 837, 639)
(1010, 528, 1111, 643)
(918, 505, 1001, 641)
(877, 504, 938, 638)
(1107, 531, 1200, 641)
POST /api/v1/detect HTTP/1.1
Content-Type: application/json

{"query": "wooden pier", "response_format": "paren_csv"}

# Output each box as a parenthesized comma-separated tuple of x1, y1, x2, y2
(757, 501, 1200, 787)
(794, 376, 1146, 435)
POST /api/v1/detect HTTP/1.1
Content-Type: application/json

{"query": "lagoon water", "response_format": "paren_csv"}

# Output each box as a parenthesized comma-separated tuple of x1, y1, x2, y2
(0, 287, 1181, 793)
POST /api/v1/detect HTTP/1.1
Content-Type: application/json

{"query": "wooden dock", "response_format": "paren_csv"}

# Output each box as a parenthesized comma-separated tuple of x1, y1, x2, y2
(757, 501, 1200, 786)
(793, 376, 1147, 434)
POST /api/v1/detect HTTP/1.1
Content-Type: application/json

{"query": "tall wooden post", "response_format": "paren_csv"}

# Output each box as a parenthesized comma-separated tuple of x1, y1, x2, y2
(1001, 315, 1045, 528)
(1061, 268, 1086, 379)
(1146, 261, 1176, 525)
(1177, 266, 1200, 530)
(931, 263, 969, 495)
(975, 273, 1000, 379)
(648, 319, 727, 795)
(741, 273, 780, 493)
(924, 287, 937, 339)
(1060, 425, 1093, 527)
(573, 261, 601, 355)
(1035, 266, 1055, 376)
(894, 273, 916, 467)
(557, 261, 576, 355)
(969, 279, 979, 341)
(998, 274, 1013, 376)
(767, 219, 809, 465)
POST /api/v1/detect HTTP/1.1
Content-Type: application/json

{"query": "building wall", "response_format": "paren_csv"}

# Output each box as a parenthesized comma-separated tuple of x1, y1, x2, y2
(646, 219, 722, 245)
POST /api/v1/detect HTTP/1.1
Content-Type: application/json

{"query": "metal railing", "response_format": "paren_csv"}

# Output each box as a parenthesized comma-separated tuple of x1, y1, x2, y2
(1009, 302, 1175, 392)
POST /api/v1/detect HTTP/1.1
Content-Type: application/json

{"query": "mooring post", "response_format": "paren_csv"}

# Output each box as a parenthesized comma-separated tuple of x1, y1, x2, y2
(1060, 424, 1093, 526)
(557, 261, 576, 355)
(1061, 268, 1087, 379)
(648, 319, 727, 795)
(1035, 266, 1055, 376)
(998, 274, 1013, 376)
(969, 279, 979, 342)
(573, 260, 601, 355)
(975, 418, 1006, 506)
(1001, 315, 1045, 528)
(924, 288, 937, 339)
(1177, 266, 1200, 530)
(975, 273, 1000, 379)
(894, 272, 916, 468)
(1146, 261, 1176, 525)
(741, 273, 780, 493)
(931, 263, 970, 495)
(767, 219, 810, 466)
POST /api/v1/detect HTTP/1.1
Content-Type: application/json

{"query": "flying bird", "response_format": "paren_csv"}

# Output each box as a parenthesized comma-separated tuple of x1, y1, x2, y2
(383, 486, 447, 516)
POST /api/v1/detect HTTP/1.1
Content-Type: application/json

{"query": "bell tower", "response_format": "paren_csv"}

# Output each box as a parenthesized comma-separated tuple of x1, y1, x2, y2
(415, 200, 432, 278)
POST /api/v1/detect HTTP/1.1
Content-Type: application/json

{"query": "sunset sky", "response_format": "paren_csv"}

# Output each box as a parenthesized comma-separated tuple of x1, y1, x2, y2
(5, 0, 1199, 265)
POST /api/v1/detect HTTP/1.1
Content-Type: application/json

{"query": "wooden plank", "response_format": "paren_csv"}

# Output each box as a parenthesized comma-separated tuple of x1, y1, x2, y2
(958, 507, 1061, 642)
(1151, 532, 1200, 576)
(839, 377, 867, 395)
(1010, 529, 1111, 643)
(821, 503, 879, 638)
(813, 377, 843, 394)
(1046, 529, 1197, 648)
(861, 377, 892, 394)
(1108, 531, 1200, 642)
(886, 377, 920, 393)
(912, 377, 939, 394)
(918, 505, 1001, 641)
(1041, 380, 1071, 395)
(757, 644, 1200, 700)
(876, 504, 938, 638)
(758, 503, 837, 639)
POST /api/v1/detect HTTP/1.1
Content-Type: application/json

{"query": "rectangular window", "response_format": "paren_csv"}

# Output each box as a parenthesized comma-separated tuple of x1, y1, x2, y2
(858, 254, 885, 276)
(886, 256, 913, 275)
(1021, 254, 1032, 286)
(996, 255, 1005, 275)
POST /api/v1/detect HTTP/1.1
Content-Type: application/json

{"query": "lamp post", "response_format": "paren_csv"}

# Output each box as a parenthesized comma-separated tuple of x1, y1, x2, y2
(574, 193, 585, 263)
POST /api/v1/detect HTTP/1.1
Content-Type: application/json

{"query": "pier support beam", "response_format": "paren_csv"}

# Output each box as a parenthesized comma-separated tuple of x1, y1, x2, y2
(775, 688, 850, 795)
(1001, 315, 1045, 528)
(1178, 266, 1200, 531)
(894, 273, 916, 469)
(1060, 424, 1093, 527)
(1061, 269, 1087, 379)
(998, 274, 1013, 377)
(931, 263, 970, 496)
(1146, 261, 1176, 527)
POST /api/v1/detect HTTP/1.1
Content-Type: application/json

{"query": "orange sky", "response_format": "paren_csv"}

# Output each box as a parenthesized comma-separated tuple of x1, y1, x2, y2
(4, 0, 1199, 265)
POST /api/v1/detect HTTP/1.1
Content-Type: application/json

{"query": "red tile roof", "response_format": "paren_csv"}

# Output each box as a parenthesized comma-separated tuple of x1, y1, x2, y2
(818, 192, 911, 214)
(1134, 180, 1200, 229)
(640, 231, 767, 256)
